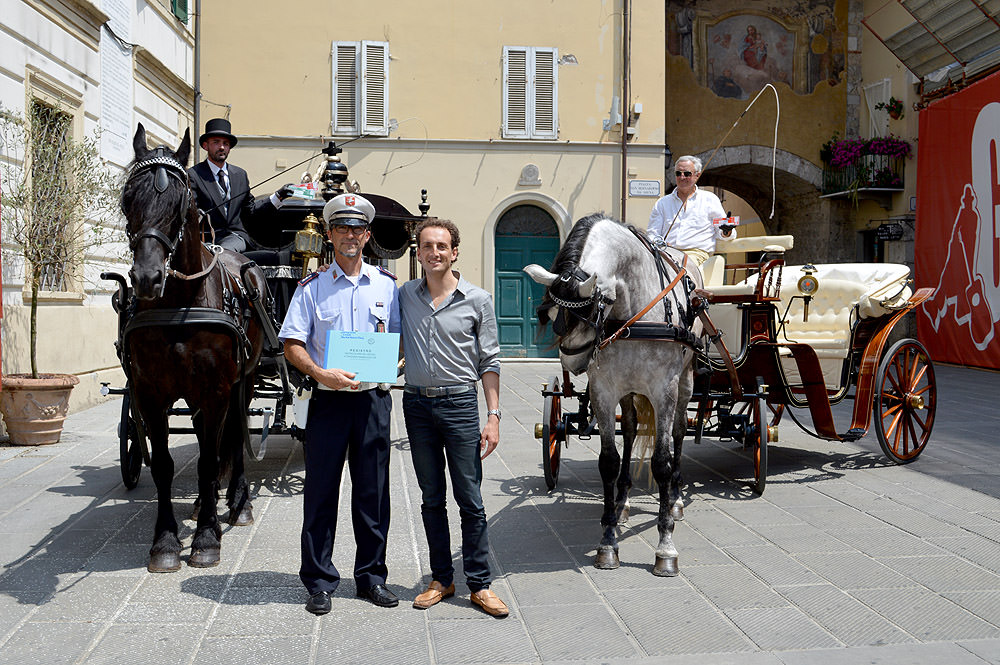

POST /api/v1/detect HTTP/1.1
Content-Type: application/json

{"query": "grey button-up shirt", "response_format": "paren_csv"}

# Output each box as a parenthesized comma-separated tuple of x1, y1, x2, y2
(399, 272, 500, 387)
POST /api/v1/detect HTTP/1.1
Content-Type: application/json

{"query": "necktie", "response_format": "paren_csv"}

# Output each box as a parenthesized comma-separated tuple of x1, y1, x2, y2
(216, 168, 229, 216)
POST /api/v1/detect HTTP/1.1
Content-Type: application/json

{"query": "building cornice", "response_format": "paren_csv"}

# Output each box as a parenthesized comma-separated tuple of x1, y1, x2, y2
(134, 48, 195, 114)
(23, 0, 109, 51)
(237, 135, 667, 156)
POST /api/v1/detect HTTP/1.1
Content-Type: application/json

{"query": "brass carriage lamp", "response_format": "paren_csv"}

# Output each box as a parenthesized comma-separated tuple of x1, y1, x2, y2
(797, 264, 820, 322)
(294, 212, 326, 278)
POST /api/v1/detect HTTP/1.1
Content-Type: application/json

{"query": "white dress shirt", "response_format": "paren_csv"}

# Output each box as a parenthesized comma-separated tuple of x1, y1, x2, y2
(647, 186, 734, 253)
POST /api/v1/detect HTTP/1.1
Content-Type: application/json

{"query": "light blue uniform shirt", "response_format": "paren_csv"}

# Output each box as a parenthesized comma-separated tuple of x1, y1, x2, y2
(279, 262, 400, 370)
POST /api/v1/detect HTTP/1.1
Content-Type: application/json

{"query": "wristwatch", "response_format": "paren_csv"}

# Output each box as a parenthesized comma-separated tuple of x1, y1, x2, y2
(487, 408, 501, 420)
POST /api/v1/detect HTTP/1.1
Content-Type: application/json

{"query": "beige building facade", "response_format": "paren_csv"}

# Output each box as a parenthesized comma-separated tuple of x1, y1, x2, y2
(1, 0, 194, 413)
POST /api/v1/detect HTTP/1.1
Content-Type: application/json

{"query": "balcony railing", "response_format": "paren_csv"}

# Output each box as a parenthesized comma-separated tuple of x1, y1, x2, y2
(821, 154, 906, 196)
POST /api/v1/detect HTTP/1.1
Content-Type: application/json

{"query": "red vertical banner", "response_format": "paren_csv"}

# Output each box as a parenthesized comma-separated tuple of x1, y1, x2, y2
(916, 72, 1000, 369)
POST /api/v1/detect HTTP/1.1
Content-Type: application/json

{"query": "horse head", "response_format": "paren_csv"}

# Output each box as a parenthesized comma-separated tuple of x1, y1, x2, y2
(121, 123, 194, 300)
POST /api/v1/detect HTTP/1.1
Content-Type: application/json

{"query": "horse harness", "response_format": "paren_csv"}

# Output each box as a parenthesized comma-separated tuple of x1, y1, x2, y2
(549, 227, 705, 364)
(121, 149, 279, 380)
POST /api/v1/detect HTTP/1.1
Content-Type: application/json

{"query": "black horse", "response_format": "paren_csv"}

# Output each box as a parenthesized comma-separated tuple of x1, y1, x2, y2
(120, 125, 267, 572)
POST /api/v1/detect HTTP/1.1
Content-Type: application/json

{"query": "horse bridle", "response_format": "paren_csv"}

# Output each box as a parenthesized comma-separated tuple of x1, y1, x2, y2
(545, 267, 615, 360)
(545, 236, 703, 368)
(125, 149, 222, 297)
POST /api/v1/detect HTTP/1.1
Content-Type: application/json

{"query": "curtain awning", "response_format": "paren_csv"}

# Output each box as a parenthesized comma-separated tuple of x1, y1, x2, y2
(864, 0, 1000, 91)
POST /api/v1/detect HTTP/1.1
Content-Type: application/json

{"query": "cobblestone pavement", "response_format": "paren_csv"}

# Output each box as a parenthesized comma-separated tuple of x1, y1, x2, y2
(0, 361, 999, 664)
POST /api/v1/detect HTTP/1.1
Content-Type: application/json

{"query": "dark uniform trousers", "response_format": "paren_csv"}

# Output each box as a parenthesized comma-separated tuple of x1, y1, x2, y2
(299, 388, 392, 595)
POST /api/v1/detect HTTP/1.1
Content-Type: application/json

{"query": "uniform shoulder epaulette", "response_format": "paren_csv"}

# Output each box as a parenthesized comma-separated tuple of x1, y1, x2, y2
(298, 271, 319, 286)
(376, 265, 397, 280)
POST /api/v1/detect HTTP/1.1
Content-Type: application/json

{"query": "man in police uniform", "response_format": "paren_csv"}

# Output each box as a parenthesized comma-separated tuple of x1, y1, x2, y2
(279, 193, 401, 615)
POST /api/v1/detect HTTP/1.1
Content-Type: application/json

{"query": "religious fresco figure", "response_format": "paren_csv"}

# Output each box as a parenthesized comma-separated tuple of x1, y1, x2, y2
(741, 25, 768, 70)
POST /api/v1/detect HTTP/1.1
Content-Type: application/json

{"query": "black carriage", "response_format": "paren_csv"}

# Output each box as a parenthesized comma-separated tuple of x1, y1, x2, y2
(104, 144, 426, 489)
(535, 235, 936, 494)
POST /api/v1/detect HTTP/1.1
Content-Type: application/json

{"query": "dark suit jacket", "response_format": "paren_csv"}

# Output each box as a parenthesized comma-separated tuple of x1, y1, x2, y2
(188, 160, 276, 247)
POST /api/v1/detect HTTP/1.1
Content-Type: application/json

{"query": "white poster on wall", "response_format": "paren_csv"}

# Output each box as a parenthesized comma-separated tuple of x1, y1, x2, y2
(100, 0, 132, 166)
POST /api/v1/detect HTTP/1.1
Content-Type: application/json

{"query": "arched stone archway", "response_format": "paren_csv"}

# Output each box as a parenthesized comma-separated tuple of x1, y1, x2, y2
(693, 144, 855, 263)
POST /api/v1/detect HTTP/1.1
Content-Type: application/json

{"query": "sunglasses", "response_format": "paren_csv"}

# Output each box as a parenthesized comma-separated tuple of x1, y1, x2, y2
(674, 170, 694, 178)
(331, 225, 368, 236)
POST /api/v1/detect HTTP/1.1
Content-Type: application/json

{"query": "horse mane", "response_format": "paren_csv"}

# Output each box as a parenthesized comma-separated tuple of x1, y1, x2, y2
(549, 212, 616, 274)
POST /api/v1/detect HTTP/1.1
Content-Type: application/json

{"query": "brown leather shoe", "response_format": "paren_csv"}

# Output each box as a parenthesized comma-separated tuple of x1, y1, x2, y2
(470, 589, 509, 617)
(413, 581, 455, 609)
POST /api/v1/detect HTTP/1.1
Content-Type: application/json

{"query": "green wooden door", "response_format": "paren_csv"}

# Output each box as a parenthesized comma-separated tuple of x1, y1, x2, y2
(494, 205, 560, 358)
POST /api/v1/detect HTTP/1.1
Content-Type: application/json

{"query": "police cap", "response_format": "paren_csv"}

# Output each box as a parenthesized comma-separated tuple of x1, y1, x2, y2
(323, 193, 376, 228)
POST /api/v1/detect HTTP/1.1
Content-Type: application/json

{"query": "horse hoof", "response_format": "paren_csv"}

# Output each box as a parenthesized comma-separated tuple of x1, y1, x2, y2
(148, 552, 181, 573)
(594, 546, 620, 570)
(188, 548, 221, 568)
(653, 555, 678, 577)
(228, 505, 254, 527)
(671, 504, 684, 521)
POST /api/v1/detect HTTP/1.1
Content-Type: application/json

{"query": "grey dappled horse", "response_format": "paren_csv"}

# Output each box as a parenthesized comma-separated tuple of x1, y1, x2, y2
(525, 214, 703, 576)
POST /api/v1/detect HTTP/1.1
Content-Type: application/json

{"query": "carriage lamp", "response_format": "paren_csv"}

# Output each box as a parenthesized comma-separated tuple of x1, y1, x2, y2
(294, 213, 326, 278)
(797, 265, 820, 322)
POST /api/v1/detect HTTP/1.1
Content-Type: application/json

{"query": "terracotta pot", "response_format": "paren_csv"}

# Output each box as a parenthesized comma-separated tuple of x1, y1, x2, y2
(0, 373, 79, 445)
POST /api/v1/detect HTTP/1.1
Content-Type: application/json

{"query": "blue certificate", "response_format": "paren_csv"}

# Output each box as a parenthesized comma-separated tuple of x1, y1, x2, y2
(323, 330, 400, 383)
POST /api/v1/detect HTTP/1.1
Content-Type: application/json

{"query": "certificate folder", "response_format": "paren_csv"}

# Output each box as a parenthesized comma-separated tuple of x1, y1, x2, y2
(323, 330, 400, 384)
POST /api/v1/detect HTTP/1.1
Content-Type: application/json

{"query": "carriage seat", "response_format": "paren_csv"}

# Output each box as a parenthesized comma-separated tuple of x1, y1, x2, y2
(702, 235, 795, 289)
(776, 263, 912, 388)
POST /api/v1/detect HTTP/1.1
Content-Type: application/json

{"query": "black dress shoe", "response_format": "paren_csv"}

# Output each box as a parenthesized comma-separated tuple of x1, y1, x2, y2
(305, 591, 331, 615)
(356, 583, 399, 607)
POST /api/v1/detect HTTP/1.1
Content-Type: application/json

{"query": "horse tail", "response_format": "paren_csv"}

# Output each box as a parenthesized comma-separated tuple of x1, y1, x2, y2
(219, 382, 246, 481)
(631, 394, 658, 491)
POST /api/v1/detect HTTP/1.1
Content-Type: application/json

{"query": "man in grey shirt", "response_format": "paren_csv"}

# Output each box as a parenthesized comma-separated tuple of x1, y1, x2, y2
(399, 219, 507, 618)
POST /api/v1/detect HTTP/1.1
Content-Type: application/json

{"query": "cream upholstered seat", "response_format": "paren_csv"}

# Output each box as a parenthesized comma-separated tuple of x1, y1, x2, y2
(705, 260, 912, 389)
(777, 264, 912, 389)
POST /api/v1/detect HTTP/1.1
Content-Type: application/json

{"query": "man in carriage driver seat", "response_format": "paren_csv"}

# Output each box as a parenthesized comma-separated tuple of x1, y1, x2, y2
(188, 118, 293, 252)
(646, 155, 736, 266)
(278, 193, 401, 615)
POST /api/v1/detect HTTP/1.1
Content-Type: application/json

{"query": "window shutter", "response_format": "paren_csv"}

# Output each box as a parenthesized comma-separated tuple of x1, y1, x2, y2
(503, 46, 528, 138)
(361, 41, 389, 136)
(532, 48, 558, 139)
(332, 42, 359, 135)
(171, 0, 188, 23)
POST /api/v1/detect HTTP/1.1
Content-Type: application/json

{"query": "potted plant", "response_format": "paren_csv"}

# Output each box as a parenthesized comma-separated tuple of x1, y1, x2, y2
(0, 102, 120, 444)
(875, 96, 905, 120)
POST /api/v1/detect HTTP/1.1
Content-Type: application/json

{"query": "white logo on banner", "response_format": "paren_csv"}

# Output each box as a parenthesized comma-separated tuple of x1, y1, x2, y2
(923, 103, 1000, 349)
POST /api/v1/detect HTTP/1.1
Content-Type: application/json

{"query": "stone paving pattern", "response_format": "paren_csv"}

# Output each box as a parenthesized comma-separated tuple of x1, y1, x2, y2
(0, 362, 999, 664)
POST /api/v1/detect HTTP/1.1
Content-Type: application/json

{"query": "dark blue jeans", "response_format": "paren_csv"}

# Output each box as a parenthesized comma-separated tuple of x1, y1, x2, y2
(403, 391, 491, 592)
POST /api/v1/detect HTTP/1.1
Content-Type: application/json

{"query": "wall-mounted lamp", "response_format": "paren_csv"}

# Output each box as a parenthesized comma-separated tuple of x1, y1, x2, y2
(664, 144, 673, 169)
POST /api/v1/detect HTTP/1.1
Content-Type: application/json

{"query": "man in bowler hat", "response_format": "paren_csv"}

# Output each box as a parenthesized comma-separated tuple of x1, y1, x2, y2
(188, 118, 289, 252)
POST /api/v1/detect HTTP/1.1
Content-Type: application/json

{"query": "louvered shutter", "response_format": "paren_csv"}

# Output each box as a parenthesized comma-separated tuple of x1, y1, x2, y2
(361, 41, 389, 136)
(332, 41, 359, 135)
(503, 46, 529, 138)
(532, 47, 558, 139)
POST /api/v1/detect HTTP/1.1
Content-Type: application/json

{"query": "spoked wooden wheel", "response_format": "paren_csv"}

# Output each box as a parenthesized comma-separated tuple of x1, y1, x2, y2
(751, 396, 767, 495)
(119, 392, 144, 490)
(874, 339, 936, 464)
(541, 375, 564, 491)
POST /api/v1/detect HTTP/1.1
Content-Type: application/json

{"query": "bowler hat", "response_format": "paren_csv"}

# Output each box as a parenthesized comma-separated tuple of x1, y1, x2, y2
(323, 193, 376, 227)
(199, 118, 238, 147)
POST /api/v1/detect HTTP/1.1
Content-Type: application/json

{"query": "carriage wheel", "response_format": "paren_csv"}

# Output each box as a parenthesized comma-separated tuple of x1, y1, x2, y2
(541, 375, 564, 491)
(874, 339, 936, 464)
(119, 392, 144, 490)
(751, 396, 767, 495)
